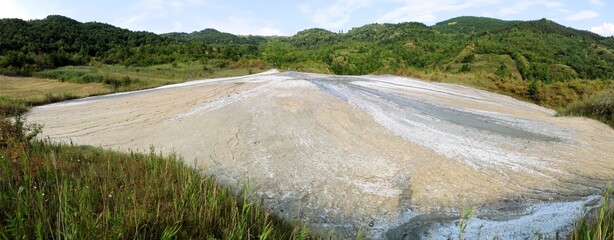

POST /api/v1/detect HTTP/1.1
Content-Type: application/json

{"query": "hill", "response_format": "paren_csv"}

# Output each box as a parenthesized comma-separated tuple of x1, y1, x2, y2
(162, 28, 268, 45)
(0, 15, 168, 75)
(432, 16, 521, 35)
(1, 15, 613, 109)
(471, 18, 614, 81)
(289, 28, 338, 48)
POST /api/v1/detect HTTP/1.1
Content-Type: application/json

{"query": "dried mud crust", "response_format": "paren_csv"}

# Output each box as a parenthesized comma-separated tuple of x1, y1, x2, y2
(28, 70, 614, 239)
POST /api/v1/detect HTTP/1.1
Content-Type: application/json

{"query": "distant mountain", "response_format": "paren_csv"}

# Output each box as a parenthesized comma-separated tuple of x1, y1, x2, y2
(289, 28, 338, 48)
(162, 28, 268, 45)
(345, 22, 434, 44)
(1, 15, 613, 81)
(432, 16, 521, 35)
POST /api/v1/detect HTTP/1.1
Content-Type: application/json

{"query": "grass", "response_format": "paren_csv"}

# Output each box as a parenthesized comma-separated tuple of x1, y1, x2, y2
(0, 114, 309, 239)
(569, 186, 614, 240)
(0, 75, 111, 106)
(33, 61, 268, 92)
(558, 89, 614, 128)
(0, 60, 269, 112)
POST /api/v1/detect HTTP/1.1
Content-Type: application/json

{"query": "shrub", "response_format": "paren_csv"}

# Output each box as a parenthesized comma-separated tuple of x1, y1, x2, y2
(558, 89, 614, 127)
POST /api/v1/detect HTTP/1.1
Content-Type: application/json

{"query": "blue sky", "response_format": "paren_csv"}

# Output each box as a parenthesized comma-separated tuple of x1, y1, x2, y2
(1, 0, 613, 36)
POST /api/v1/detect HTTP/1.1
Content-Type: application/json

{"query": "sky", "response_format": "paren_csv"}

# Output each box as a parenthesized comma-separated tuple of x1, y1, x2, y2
(1, 0, 614, 37)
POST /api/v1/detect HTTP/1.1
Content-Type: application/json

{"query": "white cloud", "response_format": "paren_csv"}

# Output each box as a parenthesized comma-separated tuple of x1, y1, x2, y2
(0, 0, 26, 19)
(565, 10, 599, 21)
(499, 0, 566, 16)
(115, 14, 149, 30)
(113, 0, 210, 32)
(300, 0, 373, 29)
(257, 27, 283, 36)
(0, 0, 66, 20)
(199, 16, 284, 36)
(377, 0, 499, 24)
(588, 0, 605, 6)
(591, 22, 614, 36)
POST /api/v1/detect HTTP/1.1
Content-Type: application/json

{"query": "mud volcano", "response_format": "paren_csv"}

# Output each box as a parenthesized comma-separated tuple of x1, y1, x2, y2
(28, 70, 614, 239)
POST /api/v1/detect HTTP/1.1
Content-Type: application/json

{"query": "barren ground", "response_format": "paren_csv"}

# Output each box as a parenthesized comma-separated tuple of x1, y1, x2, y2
(27, 70, 614, 239)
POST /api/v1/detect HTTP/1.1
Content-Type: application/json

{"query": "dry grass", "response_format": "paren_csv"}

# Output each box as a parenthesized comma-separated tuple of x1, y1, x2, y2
(0, 75, 110, 101)
(34, 61, 268, 92)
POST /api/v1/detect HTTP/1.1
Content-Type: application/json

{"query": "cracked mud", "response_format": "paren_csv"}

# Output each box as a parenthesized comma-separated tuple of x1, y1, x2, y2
(27, 70, 614, 239)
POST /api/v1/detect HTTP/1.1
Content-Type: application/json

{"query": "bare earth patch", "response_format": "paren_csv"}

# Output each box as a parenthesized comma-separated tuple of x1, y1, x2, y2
(27, 70, 614, 239)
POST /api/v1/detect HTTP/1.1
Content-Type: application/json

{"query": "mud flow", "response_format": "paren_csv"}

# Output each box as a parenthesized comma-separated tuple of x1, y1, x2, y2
(28, 70, 614, 239)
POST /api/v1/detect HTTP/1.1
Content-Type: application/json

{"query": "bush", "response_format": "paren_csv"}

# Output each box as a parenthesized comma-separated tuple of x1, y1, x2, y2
(460, 64, 471, 73)
(461, 54, 475, 63)
(0, 98, 29, 117)
(79, 73, 105, 83)
(558, 89, 614, 127)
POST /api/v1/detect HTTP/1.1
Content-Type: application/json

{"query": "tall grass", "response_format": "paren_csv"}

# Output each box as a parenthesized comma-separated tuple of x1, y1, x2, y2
(569, 186, 614, 240)
(0, 114, 309, 239)
(558, 89, 614, 128)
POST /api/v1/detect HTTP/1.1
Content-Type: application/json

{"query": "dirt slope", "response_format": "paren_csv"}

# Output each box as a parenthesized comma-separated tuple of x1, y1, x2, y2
(27, 70, 614, 239)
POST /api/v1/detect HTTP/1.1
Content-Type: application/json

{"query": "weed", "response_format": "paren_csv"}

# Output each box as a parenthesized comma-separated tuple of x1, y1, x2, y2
(459, 205, 475, 240)
(569, 185, 614, 240)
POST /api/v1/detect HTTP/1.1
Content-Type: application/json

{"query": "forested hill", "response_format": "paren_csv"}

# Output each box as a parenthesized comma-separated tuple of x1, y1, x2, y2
(1, 15, 614, 83)
(161, 28, 268, 45)
(432, 16, 522, 35)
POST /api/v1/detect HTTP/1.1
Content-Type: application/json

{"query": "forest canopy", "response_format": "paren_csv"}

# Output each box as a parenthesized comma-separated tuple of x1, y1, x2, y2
(1, 15, 613, 82)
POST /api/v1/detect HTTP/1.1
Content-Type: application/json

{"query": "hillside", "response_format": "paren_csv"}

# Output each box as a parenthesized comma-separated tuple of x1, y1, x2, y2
(162, 28, 268, 45)
(2, 15, 614, 80)
(432, 16, 522, 35)
(1, 15, 613, 111)
(0, 16, 260, 75)
(471, 19, 614, 80)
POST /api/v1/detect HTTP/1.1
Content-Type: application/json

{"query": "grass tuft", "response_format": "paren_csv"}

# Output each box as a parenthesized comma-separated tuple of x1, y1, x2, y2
(569, 185, 614, 240)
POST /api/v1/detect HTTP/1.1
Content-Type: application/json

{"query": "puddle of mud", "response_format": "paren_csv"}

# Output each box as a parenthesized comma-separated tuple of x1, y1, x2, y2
(386, 196, 600, 240)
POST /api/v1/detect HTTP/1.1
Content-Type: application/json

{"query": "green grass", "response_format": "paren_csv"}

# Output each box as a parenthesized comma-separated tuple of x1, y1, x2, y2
(33, 60, 268, 92)
(569, 186, 614, 240)
(558, 89, 614, 128)
(0, 115, 310, 239)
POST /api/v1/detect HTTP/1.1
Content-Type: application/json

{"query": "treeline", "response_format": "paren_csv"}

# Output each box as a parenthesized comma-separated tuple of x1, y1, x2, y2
(1, 15, 614, 83)
(0, 15, 259, 75)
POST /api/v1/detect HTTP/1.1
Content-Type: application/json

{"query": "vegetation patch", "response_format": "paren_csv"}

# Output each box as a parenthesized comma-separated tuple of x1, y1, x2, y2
(569, 186, 614, 240)
(558, 89, 614, 128)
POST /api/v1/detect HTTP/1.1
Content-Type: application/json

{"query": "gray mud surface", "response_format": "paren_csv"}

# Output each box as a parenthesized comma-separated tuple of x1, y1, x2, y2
(28, 70, 614, 239)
